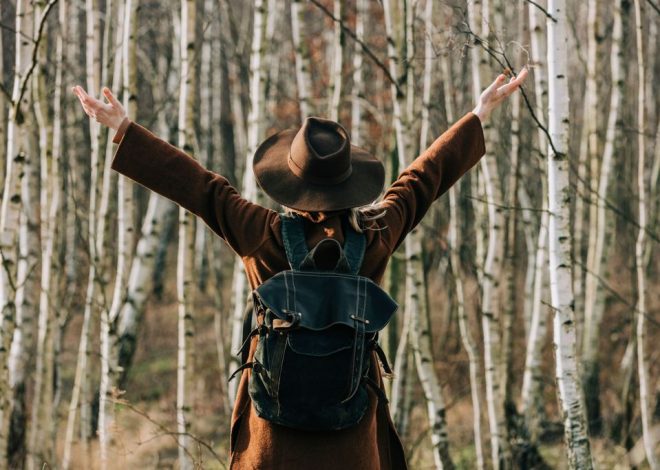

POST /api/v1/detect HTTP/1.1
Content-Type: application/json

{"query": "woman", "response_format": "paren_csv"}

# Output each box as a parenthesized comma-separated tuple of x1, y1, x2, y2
(72, 67, 527, 469)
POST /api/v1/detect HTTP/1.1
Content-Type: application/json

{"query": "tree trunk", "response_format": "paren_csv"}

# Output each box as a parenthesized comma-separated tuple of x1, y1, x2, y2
(546, 0, 593, 466)
(632, 1, 658, 468)
(0, 1, 32, 464)
(291, 0, 313, 119)
(328, 0, 344, 121)
(442, 20, 485, 469)
(574, 0, 600, 371)
(582, 0, 624, 438)
(176, 0, 198, 465)
(229, 0, 268, 408)
(467, 1, 508, 466)
(350, 0, 365, 145)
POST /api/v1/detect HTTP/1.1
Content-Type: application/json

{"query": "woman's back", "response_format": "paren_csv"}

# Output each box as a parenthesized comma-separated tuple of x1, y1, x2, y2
(107, 111, 484, 469)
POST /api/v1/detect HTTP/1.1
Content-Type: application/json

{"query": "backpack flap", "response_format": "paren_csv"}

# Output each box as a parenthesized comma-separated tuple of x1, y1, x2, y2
(254, 270, 398, 334)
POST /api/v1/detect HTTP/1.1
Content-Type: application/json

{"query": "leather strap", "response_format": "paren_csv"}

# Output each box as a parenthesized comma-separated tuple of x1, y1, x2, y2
(340, 214, 366, 275)
(343, 276, 369, 403)
(280, 213, 309, 270)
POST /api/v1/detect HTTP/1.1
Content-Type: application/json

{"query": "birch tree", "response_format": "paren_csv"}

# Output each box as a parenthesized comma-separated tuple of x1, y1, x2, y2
(574, 0, 600, 366)
(442, 26, 484, 467)
(229, 0, 269, 407)
(18, 1, 58, 466)
(62, 0, 106, 465)
(350, 0, 365, 145)
(582, 0, 625, 440)
(99, 0, 138, 464)
(328, 0, 344, 121)
(176, 0, 198, 465)
(519, 0, 550, 446)
(291, 0, 313, 119)
(467, 1, 508, 465)
(632, 1, 658, 467)
(1, 1, 33, 466)
(546, 0, 593, 466)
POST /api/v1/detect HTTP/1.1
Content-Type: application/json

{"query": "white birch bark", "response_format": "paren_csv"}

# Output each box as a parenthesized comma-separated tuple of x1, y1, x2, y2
(194, 0, 214, 292)
(410, 2, 453, 467)
(467, 1, 507, 465)
(0, 1, 5, 181)
(382, 0, 411, 429)
(519, 0, 551, 445)
(115, 48, 179, 382)
(632, 1, 658, 467)
(582, 0, 624, 435)
(62, 0, 107, 463)
(328, 0, 343, 121)
(229, 0, 268, 408)
(350, 0, 365, 146)
(19, 2, 58, 465)
(442, 24, 485, 470)
(99, 0, 138, 463)
(291, 0, 313, 119)
(520, 205, 548, 443)
(1, 1, 33, 466)
(176, 0, 197, 466)
(546, 0, 593, 466)
(574, 0, 600, 360)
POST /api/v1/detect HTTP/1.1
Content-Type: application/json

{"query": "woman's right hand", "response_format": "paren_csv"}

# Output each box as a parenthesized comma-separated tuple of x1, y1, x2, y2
(71, 85, 126, 130)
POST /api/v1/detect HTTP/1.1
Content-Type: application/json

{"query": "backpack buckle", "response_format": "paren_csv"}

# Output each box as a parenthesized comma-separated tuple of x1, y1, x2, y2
(272, 310, 302, 330)
(350, 314, 370, 325)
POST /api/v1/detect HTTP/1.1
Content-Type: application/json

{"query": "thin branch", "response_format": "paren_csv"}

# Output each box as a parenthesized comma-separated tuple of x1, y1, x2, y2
(646, 0, 660, 15)
(576, 260, 660, 330)
(111, 394, 227, 468)
(0, 21, 36, 43)
(309, 0, 404, 97)
(464, 195, 551, 214)
(460, 23, 660, 245)
(13, 0, 59, 115)
(523, 0, 558, 22)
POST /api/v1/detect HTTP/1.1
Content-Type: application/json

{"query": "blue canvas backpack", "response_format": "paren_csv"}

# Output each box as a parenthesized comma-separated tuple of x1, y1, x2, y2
(228, 212, 398, 431)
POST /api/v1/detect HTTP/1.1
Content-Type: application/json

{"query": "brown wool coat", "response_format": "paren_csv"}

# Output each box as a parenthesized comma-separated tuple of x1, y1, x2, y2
(110, 112, 485, 469)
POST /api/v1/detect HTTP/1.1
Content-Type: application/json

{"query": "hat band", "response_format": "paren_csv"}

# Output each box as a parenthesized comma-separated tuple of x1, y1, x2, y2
(287, 152, 353, 186)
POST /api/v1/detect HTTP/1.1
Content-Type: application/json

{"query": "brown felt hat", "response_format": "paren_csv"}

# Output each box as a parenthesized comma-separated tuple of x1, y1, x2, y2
(253, 117, 385, 212)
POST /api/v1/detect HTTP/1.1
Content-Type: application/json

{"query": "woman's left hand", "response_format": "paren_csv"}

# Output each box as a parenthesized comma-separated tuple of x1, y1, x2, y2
(472, 67, 529, 123)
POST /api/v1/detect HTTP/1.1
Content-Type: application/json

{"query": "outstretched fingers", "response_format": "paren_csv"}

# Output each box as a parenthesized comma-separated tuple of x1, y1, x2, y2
(73, 85, 112, 119)
(496, 67, 529, 98)
(102, 87, 122, 109)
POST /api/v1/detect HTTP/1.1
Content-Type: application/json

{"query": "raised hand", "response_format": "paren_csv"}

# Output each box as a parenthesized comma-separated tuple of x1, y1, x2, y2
(472, 67, 529, 123)
(71, 85, 127, 130)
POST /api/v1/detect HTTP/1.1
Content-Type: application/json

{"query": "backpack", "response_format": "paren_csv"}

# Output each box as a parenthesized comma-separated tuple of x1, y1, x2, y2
(228, 212, 398, 431)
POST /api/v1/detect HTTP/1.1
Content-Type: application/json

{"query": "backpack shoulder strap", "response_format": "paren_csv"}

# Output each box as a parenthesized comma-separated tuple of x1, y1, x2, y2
(280, 212, 309, 270)
(280, 212, 366, 274)
(341, 214, 366, 275)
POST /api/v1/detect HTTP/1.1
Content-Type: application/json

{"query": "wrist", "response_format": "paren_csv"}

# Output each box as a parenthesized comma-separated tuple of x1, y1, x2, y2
(471, 105, 488, 124)
(112, 116, 131, 144)
(111, 114, 128, 131)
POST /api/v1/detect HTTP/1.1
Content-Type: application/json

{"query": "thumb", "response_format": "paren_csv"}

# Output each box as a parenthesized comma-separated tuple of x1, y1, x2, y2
(102, 87, 121, 107)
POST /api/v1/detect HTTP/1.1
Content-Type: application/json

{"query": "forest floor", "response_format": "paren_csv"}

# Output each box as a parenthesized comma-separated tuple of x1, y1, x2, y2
(54, 245, 657, 469)
(56, 296, 649, 470)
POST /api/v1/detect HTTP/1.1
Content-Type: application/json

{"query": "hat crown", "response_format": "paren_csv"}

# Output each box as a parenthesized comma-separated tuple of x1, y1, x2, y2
(288, 117, 352, 185)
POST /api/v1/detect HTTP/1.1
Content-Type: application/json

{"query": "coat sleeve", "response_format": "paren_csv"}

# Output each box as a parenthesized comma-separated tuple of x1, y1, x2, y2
(111, 120, 275, 257)
(380, 111, 486, 252)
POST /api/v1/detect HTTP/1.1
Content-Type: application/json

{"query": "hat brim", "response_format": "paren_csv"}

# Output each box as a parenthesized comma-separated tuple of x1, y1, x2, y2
(253, 128, 385, 212)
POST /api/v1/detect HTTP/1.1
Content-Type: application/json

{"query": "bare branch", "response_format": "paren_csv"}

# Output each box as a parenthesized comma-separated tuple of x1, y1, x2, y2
(13, 0, 59, 115)
(523, 0, 558, 22)
(309, 0, 404, 97)
(646, 0, 660, 15)
(111, 394, 227, 468)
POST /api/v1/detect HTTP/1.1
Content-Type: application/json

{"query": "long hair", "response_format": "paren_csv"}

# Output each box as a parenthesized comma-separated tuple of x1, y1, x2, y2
(282, 201, 388, 234)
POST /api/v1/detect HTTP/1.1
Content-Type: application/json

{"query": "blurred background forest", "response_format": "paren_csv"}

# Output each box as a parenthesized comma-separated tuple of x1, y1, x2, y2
(0, 0, 659, 468)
